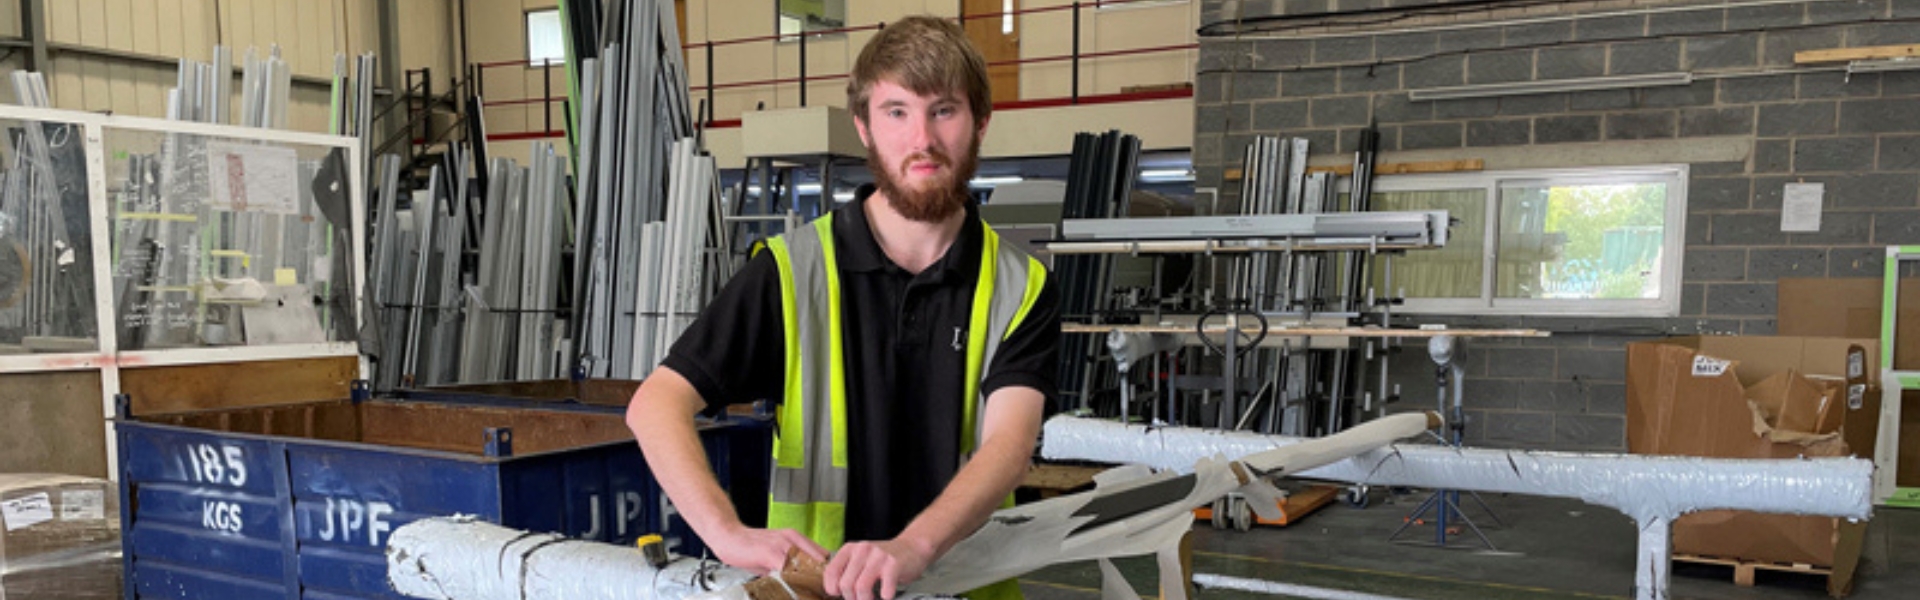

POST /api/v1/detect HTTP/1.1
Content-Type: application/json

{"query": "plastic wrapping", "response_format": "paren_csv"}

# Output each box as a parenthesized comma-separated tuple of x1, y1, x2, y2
(1039, 416, 1872, 523)
(1042, 417, 1871, 600)
(387, 516, 754, 600)
(0, 474, 121, 600)
(1106, 331, 1182, 372)
(915, 412, 1436, 596)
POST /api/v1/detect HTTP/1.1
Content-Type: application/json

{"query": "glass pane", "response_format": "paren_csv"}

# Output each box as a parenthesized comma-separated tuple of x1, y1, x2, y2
(106, 127, 356, 350)
(527, 9, 566, 66)
(779, 0, 846, 34)
(1369, 189, 1486, 299)
(0, 115, 100, 351)
(1496, 181, 1667, 300)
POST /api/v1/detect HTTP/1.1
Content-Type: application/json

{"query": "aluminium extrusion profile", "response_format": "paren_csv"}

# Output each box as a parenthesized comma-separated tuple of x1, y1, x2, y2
(1847, 57, 1920, 74)
(631, 221, 664, 375)
(399, 167, 441, 386)
(569, 57, 603, 376)
(494, 164, 528, 379)
(1060, 211, 1450, 247)
(424, 149, 469, 385)
(458, 160, 512, 382)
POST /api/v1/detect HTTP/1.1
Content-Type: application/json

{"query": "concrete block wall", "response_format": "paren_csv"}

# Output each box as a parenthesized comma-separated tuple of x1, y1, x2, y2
(1195, 0, 1920, 451)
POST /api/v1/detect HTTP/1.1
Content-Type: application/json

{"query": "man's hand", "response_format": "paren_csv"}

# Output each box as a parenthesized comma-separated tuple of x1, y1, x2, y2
(711, 525, 829, 575)
(822, 538, 935, 600)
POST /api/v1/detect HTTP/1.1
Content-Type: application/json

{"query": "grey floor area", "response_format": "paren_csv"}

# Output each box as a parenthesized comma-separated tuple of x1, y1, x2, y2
(1015, 489, 1918, 600)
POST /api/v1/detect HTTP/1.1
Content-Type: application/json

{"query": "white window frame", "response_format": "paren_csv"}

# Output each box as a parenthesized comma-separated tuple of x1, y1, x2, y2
(1351, 164, 1689, 318)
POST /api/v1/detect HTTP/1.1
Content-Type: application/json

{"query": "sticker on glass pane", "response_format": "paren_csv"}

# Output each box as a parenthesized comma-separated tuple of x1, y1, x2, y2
(205, 142, 299, 215)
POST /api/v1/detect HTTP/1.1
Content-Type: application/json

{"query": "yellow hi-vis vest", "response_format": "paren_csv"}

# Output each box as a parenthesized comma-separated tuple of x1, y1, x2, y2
(763, 213, 1045, 600)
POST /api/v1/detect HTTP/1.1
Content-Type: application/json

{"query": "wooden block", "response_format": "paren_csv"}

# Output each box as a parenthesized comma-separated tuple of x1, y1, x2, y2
(1022, 462, 1104, 495)
(1794, 44, 1920, 64)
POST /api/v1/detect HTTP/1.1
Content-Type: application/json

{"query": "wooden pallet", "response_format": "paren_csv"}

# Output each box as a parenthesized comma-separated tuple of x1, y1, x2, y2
(1673, 553, 1832, 587)
(1021, 463, 1105, 499)
(1192, 484, 1341, 528)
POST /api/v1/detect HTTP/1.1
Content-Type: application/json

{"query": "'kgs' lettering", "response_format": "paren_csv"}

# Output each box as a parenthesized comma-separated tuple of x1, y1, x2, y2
(202, 500, 243, 533)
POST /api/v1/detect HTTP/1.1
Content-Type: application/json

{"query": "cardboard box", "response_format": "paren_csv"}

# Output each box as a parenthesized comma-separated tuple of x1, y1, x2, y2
(1625, 337, 1875, 574)
(0, 553, 121, 600)
(1778, 278, 1920, 488)
(1778, 279, 1920, 368)
(0, 474, 120, 600)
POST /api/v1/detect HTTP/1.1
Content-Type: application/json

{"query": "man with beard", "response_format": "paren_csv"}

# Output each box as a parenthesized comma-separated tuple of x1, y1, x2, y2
(626, 15, 1059, 600)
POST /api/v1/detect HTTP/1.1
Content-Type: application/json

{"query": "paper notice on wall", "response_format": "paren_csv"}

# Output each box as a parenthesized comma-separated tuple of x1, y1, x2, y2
(1781, 182, 1823, 232)
(2, 492, 54, 531)
(1692, 355, 1732, 377)
(60, 489, 105, 521)
(207, 141, 300, 215)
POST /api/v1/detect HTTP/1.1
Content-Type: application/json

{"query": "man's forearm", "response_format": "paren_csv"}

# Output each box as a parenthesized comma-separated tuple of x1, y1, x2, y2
(895, 389, 1044, 560)
(628, 368, 745, 538)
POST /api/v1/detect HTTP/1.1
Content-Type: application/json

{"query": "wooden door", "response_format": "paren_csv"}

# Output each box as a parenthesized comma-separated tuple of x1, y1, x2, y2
(961, 0, 1020, 105)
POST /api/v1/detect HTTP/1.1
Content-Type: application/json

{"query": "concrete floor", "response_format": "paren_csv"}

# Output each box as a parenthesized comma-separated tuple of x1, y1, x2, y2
(1015, 490, 1919, 600)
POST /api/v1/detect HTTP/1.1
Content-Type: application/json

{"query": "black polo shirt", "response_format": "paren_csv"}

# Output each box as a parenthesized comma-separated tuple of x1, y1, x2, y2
(661, 186, 1060, 543)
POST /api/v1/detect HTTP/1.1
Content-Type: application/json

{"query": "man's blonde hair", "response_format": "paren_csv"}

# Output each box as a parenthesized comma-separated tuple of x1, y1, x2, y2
(846, 16, 992, 123)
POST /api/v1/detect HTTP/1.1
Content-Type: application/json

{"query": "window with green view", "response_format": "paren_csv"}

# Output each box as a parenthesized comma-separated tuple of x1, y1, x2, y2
(1363, 166, 1685, 317)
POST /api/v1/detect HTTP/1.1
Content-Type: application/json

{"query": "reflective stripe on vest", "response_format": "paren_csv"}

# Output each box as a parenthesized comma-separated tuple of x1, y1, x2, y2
(766, 212, 1047, 553)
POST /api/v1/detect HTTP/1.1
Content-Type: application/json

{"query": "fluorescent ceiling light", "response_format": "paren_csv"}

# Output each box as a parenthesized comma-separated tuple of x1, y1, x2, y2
(970, 175, 1024, 187)
(1848, 57, 1920, 74)
(833, 190, 855, 202)
(746, 183, 823, 195)
(1139, 168, 1193, 182)
(1407, 72, 1694, 102)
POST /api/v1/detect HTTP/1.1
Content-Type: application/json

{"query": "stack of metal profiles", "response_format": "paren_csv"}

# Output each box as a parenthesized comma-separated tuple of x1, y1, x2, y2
(434, 146, 571, 385)
(1234, 136, 1316, 435)
(1216, 128, 1388, 436)
(235, 47, 294, 129)
(361, 0, 719, 388)
(2, 72, 95, 351)
(366, 0, 721, 384)
(565, 0, 721, 380)
(1054, 130, 1142, 415)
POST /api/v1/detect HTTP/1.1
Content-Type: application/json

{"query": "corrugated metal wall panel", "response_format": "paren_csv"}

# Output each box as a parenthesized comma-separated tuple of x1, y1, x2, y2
(48, 0, 79, 44)
(130, 0, 160, 55)
(77, 0, 106, 47)
(0, 0, 19, 38)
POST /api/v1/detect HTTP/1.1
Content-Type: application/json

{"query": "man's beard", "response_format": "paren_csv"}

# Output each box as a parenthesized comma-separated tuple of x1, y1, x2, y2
(868, 135, 979, 223)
